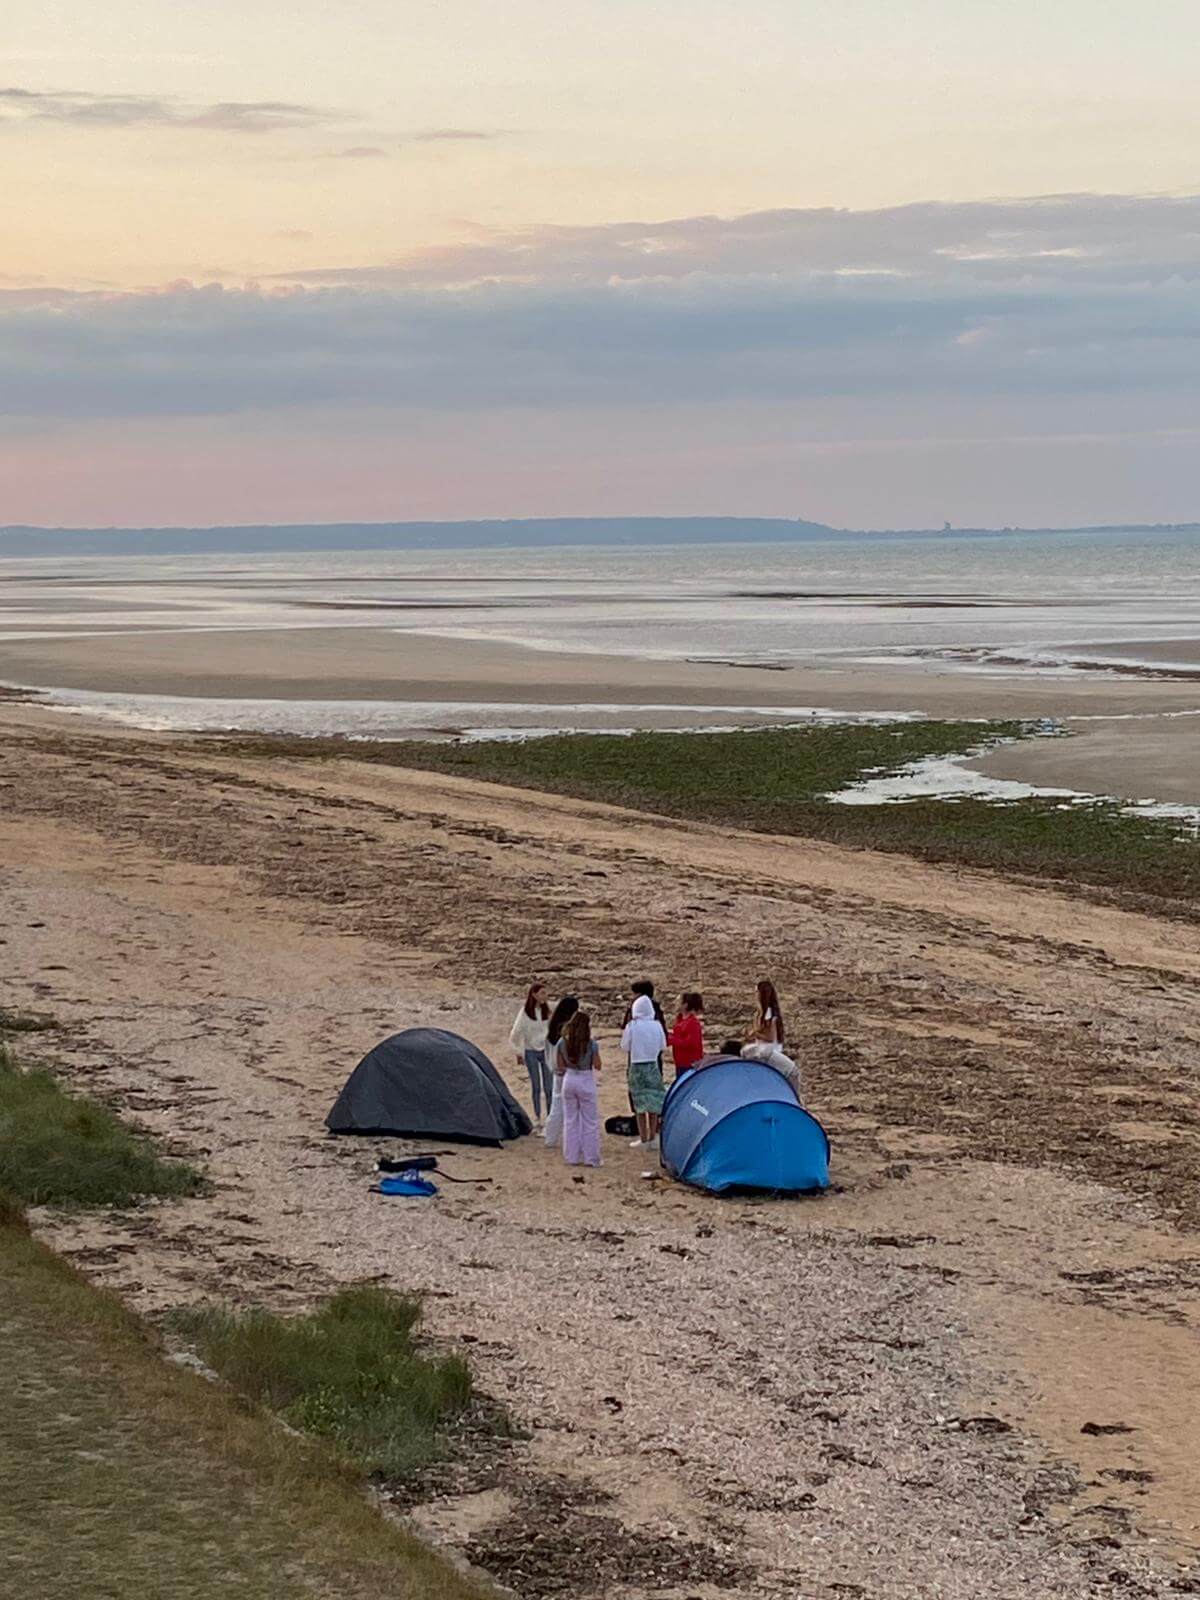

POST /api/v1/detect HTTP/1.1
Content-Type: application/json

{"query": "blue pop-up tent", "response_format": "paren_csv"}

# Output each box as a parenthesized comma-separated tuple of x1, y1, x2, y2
(660, 1055, 830, 1194)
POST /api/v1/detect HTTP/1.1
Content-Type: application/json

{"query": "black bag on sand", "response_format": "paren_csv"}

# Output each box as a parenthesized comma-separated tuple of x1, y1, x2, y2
(604, 1115, 639, 1138)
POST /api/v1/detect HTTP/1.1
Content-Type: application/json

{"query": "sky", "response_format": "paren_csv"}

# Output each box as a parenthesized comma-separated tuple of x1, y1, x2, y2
(2, 0, 1199, 529)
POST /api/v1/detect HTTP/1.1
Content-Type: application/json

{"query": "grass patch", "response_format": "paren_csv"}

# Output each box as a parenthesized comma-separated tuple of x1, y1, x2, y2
(214, 722, 1200, 909)
(0, 1032, 486, 1593)
(0, 1046, 202, 1207)
(0, 1222, 489, 1600)
(171, 1286, 478, 1479)
(794, 792, 1200, 904)
(216, 718, 1022, 808)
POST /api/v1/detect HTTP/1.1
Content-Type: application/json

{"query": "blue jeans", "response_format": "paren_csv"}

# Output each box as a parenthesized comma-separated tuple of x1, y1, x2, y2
(524, 1048, 553, 1118)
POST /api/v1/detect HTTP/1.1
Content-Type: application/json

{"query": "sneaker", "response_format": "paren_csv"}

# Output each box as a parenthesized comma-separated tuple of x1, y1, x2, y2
(646, 1137, 660, 1152)
(629, 1137, 645, 1149)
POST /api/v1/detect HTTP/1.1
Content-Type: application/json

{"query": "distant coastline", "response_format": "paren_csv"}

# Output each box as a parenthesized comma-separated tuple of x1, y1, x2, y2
(0, 517, 1197, 558)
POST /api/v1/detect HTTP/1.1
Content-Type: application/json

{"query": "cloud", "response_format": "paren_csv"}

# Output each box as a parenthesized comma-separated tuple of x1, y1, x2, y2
(412, 128, 492, 142)
(277, 191, 1200, 291)
(1, 193, 1197, 427)
(0, 85, 333, 133)
(331, 145, 388, 159)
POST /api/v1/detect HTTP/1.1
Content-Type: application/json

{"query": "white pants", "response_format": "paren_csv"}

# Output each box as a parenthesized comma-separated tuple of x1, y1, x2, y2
(543, 1075, 564, 1148)
(741, 1042, 802, 1099)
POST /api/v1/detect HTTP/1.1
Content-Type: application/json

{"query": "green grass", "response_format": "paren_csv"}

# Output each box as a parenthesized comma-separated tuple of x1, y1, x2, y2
(219, 718, 1021, 809)
(216, 721, 1200, 910)
(170, 1287, 478, 1479)
(0, 1222, 489, 1600)
(795, 791, 1200, 903)
(0, 1036, 488, 1595)
(0, 1045, 202, 1207)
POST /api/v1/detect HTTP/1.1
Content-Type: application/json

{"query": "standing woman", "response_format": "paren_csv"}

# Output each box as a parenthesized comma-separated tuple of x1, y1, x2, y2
(622, 994, 668, 1149)
(558, 1010, 603, 1168)
(741, 979, 802, 1098)
(667, 991, 705, 1079)
(542, 993, 579, 1149)
(510, 982, 552, 1126)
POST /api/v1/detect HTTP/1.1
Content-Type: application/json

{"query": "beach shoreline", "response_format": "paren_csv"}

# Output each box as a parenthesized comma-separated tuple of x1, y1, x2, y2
(3, 622, 1200, 801)
(5, 622, 1200, 707)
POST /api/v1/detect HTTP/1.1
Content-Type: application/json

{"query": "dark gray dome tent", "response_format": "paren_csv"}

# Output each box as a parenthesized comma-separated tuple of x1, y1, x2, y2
(326, 1028, 532, 1145)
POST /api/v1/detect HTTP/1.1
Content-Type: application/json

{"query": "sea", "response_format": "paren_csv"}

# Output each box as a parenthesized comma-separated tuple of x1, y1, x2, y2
(2, 526, 1199, 740)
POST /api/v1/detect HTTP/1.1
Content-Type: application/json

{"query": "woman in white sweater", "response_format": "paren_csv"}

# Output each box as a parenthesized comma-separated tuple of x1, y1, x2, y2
(541, 993, 580, 1149)
(510, 982, 552, 1125)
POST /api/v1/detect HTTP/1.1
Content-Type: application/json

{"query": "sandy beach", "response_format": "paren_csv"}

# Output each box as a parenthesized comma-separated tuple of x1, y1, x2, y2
(3, 709, 1198, 1597)
(3, 623, 1200, 802)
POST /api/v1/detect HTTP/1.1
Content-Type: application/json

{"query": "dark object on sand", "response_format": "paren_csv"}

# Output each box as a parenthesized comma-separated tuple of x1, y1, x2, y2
(604, 1114, 639, 1138)
(377, 1154, 493, 1185)
(660, 1054, 830, 1194)
(326, 1028, 531, 1145)
(378, 1154, 440, 1173)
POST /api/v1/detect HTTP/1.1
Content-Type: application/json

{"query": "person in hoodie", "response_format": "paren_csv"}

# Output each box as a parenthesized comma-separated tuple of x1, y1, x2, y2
(621, 979, 666, 1121)
(621, 994, 668, 1150)
(667, 992, 705, 1079)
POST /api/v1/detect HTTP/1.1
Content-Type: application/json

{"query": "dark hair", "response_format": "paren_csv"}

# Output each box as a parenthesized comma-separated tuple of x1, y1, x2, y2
(561, 1010, 592, 1067)
(523, 982, 550, 1021)
(756, 979, 784, 1045)
(680, 991, 704, 1014)
(720, 1037, 743, 1056)
(546, 994, 579, 1046)
(628, 979, 664, 1025)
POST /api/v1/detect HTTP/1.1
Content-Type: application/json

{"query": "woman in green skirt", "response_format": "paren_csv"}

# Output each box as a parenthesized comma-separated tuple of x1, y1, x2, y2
(621, 994, 668, 1151)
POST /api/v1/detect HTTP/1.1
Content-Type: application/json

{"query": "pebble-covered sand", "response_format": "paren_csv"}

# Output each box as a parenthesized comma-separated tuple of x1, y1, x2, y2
(3, 715, 1198, 1597)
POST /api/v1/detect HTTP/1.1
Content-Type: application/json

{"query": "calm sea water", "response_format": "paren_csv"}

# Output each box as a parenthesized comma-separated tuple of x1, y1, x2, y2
(2, 527, 1199, 736)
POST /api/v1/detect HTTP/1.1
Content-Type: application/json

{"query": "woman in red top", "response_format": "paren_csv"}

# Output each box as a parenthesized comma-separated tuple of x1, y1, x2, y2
(667, 991, 705, 1078)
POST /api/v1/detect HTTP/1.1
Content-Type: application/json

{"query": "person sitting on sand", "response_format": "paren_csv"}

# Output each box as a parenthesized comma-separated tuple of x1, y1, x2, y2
(542, 993, 580, 1150)
(667, 991, 705, 1079)
(741, 979, 802, 1098)
(556, 1010, 602, 1168)
(622, 994, 668, 1150)
(510, 982, 552, 1127)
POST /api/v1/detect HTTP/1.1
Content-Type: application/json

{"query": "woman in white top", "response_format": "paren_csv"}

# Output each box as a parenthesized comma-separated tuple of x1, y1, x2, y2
(740, 978, 802, 1099)
(510, 982, 551, 1125)
(541, 993, 579, 1149)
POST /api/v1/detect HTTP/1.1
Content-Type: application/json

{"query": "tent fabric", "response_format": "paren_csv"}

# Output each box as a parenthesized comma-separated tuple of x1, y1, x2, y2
(660, 1054, 830, 1194)
(326, 1028, 532, 1145)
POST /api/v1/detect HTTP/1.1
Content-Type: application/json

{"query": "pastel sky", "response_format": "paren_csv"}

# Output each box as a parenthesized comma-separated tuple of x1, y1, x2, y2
(3, 0, 1199, 528)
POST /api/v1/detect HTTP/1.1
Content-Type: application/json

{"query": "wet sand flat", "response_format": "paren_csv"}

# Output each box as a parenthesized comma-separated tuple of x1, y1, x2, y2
(2, 623, 1200, 714)
(2, 714, 1199, 1596)
(973, 717, 1200, 805)
(4, 623, 1200, 800)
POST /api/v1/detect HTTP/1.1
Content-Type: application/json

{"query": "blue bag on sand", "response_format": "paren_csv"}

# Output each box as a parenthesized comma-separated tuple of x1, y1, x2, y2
(376, 1171, 438, 1198)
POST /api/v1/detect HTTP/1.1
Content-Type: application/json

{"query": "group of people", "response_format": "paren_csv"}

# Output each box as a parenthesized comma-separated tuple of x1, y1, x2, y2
(509, 978, 799, 1170)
